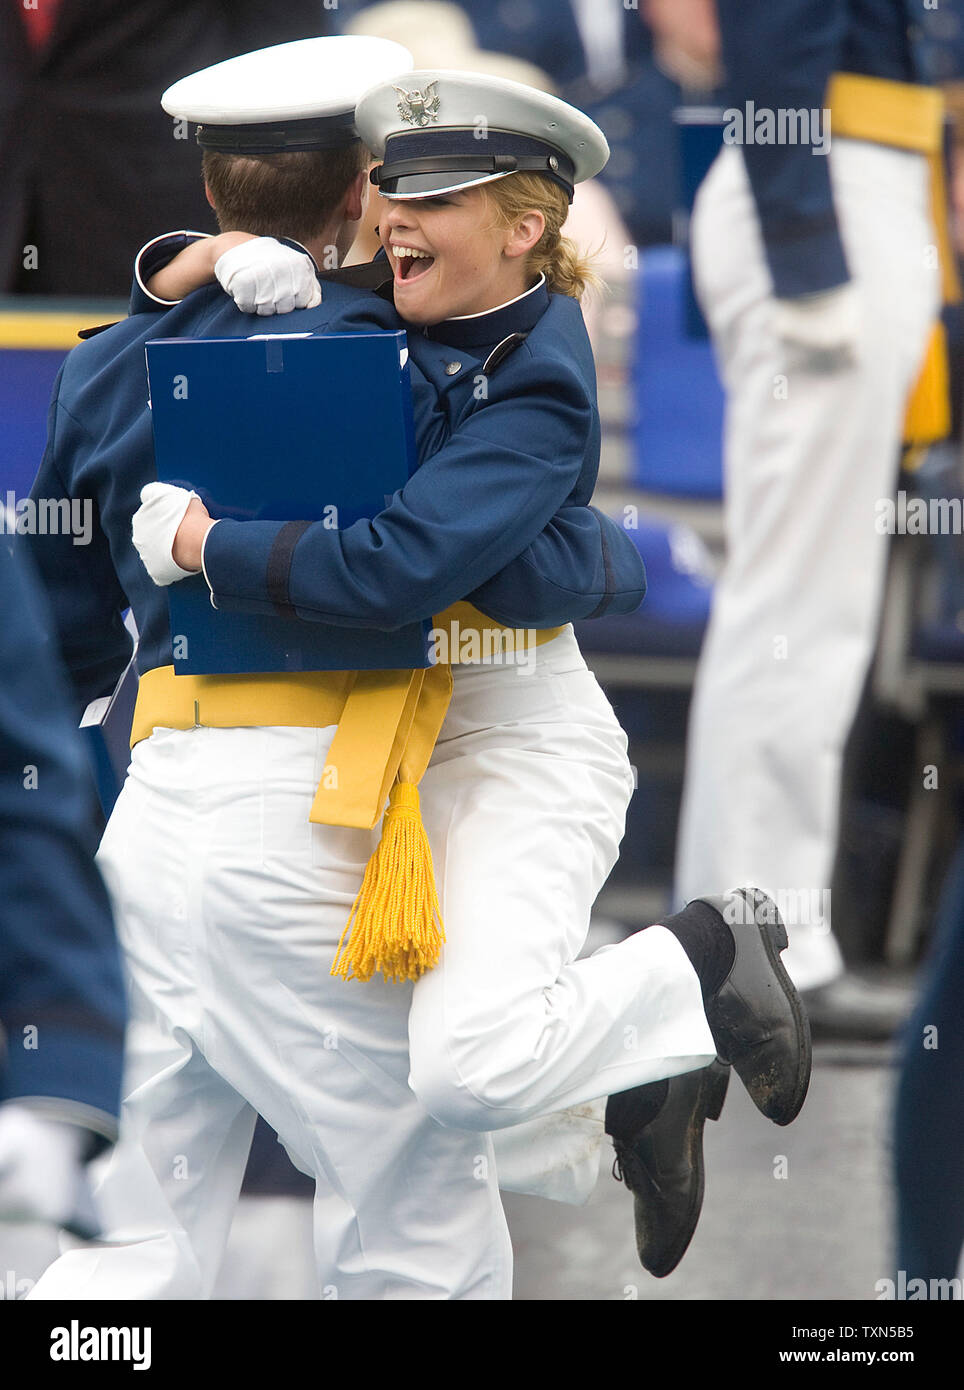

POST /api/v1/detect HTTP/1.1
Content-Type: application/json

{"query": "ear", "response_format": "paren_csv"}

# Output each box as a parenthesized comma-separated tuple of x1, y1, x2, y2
(344, 168, 370, 225)
(204, 181, 216, 211)
(502, 209, 546, 261)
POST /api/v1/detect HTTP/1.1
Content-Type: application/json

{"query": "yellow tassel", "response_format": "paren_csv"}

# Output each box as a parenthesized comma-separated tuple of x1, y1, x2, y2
(330, 781, 445, 984)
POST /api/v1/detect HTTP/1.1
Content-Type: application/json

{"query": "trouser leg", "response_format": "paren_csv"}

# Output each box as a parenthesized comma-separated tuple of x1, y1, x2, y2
(408, 630, 716, 1132)
(175, 723, 513, 1300)
(30, 764, 257, 1299)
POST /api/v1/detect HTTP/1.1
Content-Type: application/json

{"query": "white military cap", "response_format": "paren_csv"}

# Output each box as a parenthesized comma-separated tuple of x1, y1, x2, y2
(355, 69, 609, 202)
(161, 36, 414, 155)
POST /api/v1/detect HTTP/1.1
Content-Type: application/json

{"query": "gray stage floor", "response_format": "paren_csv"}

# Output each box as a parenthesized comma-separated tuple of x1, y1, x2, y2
(505, 1040, 899, 1301)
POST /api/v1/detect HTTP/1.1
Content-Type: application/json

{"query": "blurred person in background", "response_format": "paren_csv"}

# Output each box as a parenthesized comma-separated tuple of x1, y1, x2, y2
(0, 532, 126, 1271)
(643, 0, 721, 94)
(0, 0, 327, 297)
(893, 17, 964, 1298)
(673, 0, 952, 1035)
(331, 0, 628, 89)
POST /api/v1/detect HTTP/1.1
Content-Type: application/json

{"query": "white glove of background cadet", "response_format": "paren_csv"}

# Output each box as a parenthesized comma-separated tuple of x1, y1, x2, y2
(771, 281, 861, 369)
(132, 482, 201, 585)
(0, 1104, 100, 1239)
(214, 236, 321, 316)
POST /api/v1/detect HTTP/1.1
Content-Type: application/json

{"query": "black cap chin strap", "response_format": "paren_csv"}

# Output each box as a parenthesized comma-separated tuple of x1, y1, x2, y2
(370, 152, 574, 200)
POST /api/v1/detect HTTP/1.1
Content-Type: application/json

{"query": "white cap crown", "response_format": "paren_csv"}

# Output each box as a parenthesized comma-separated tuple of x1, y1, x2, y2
(162, 36, 415, 154)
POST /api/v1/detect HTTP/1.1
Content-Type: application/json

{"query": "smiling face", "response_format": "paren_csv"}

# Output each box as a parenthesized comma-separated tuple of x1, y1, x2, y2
(378, 184, 546, 326)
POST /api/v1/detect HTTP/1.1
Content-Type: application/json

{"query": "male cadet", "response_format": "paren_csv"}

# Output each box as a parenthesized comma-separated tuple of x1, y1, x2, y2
(24, 38, 658, 1299)
(0, 535, 125, 1243)
(674, 0, 952, 1032)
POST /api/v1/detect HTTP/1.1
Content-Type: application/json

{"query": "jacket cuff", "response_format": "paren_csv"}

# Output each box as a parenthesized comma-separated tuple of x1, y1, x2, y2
(202, 516, 286, 610)
(763, 216, 851, 299)
(1, 1026, 122, 1150)
(130, 230, 213, 313)
(6, 1098, 119, 1159)
(200, 518, 222, 609)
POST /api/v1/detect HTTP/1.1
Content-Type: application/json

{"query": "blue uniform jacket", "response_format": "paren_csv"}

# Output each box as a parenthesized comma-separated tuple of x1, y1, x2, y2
(716, 0, 933, 298)
(201, 278, 634, 630)
(30, 256, 644, 710)
(0, 536, 124, 1148)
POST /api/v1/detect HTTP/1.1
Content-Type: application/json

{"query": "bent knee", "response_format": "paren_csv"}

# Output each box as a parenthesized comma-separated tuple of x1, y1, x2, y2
(408, 1036, 533, 1132)
(409, 1047, 495, 1130)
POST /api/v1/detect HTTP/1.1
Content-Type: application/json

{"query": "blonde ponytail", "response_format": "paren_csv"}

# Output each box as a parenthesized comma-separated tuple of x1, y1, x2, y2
(482, 173, 603, 301)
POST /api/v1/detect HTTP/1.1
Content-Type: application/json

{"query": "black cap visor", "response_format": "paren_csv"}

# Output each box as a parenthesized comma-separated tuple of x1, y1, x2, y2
(371, 131, 576, 201)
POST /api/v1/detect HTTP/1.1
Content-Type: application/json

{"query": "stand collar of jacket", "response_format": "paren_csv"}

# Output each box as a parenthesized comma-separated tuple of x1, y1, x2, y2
(420, 275, 550, 349)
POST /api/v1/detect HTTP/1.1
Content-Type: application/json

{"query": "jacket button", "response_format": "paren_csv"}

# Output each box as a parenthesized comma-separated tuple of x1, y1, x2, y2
(445, 361, 462, 375)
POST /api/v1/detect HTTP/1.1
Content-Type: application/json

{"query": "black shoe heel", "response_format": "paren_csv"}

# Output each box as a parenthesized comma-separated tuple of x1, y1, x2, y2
(763, 914, 789, 955)
(742, 885, 789, 954)
(704, 1059, 730, 1121)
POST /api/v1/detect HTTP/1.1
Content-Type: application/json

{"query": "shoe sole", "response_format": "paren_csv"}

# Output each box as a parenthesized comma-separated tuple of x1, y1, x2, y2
(703, 887, 813, 1126)
(638, 1059, 730, 1278)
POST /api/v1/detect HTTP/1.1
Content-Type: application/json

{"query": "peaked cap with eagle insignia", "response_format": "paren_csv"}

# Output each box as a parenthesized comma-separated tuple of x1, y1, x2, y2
(356, 69, 609, 202)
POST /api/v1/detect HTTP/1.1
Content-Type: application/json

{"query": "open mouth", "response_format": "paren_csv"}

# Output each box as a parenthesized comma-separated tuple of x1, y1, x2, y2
(393, 246, 436, 282)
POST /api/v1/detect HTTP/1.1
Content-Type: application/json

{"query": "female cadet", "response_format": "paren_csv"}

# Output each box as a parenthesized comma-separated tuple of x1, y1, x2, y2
(128, 70, 810, 1296)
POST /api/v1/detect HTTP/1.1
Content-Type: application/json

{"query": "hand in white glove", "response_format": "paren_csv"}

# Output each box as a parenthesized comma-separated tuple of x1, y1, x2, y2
(0, 1104, 101, 1239)
(771, 281, 861, 370)
(215, 236, 322, 316)
(132, 482, 202, 585)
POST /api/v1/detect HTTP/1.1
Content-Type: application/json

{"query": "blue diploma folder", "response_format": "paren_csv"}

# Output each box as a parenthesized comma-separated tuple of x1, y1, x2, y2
(145, 331, 432, 674)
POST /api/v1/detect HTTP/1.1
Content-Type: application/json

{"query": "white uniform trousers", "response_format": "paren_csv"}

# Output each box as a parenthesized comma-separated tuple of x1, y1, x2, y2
(675, 140, 941, 990)
(31, 626, 714, 1301)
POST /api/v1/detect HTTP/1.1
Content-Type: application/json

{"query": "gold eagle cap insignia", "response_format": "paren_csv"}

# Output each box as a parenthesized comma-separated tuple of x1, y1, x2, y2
(394, 81, 441, 127)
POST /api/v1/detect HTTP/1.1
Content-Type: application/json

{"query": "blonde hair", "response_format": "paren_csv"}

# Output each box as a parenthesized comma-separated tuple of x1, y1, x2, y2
(482, 173, 603, 302)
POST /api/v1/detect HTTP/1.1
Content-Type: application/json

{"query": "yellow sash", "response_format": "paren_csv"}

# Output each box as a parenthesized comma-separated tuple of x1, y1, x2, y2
(827, 72, 961, 451)
(132, 601, 564, 983)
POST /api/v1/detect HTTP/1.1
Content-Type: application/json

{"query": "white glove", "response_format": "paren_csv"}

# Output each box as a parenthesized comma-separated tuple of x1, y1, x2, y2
(771, 281, 861, 369)
(214, 236, 322, 316)
(132, 481, 201, 585)
(0, 1104, 100, 1238)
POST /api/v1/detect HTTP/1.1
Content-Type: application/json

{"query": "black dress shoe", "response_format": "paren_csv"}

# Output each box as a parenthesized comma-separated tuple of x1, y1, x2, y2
(698, 887, 812, 1126)
(801, 971, 914, 1041)
(610, 1059, 730, 1278)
